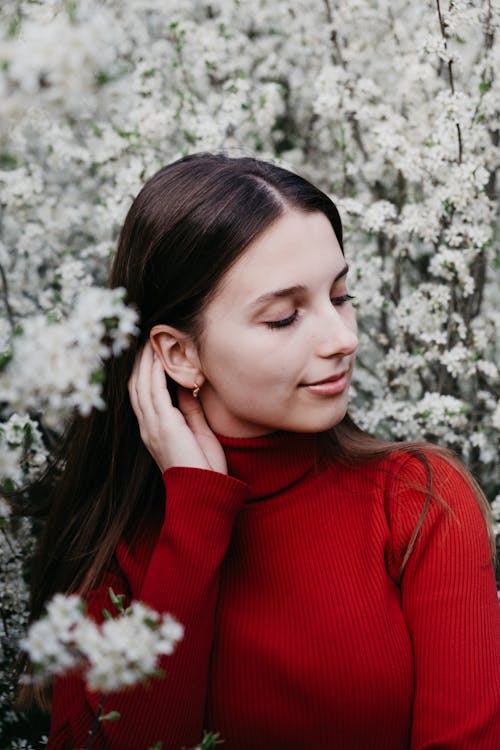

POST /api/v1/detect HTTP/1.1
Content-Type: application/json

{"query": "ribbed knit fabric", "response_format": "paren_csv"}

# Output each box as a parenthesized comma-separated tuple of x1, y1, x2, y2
(48, 432, 500, 750)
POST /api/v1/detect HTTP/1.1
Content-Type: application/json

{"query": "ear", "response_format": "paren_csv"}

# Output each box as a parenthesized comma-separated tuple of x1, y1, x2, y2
(149, 324, 204, 390)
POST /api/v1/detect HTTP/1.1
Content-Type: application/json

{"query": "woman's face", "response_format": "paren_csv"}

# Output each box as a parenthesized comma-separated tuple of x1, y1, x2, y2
(196, 208, 358, 437)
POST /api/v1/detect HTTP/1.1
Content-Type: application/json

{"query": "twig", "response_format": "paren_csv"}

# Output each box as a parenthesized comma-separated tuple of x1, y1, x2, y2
(0, 263, 16, 334)
(323, 0, 344, 66)
(435, 0, 463, 163)
(323, 0, 368, 163)
(85, 692, 107, 750)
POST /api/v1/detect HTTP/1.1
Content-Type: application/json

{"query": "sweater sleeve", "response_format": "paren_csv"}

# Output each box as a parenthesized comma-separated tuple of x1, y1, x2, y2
(387, 453, 500, 750)
(48, 466, 248, 750)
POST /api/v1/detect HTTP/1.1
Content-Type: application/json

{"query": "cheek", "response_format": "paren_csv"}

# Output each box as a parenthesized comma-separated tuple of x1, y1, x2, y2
(202, 329, 303, 390)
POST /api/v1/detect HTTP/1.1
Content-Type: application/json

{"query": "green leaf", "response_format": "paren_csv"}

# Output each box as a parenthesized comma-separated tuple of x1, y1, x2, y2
(0, 153, 18, 170)
(99, 710, 121, 722)
(103, 608, 114, 621)
(64, 0, 77, 23)
(96, 71, 112, 87)
(91, 122, 103, 137)
(108, 587, 125, 613)
(8, 15, 21, 37)
(148, 743, 162, 750)
(479, 81, 491, 94)
(200, 730, 224, 749)
(150, 667, 166, 680)
(91, 369, 106, 385)
(103, 315, 118, 330)
(0, 352, 13, 370)
(1, 478, 16, 493)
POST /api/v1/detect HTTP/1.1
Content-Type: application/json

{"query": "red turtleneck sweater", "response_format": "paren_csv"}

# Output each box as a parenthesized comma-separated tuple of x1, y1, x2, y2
(48, 432, 500, 749)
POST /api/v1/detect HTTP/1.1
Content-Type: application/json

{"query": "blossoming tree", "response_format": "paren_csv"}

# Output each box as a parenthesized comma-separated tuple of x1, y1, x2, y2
(0, 0, 498, 746)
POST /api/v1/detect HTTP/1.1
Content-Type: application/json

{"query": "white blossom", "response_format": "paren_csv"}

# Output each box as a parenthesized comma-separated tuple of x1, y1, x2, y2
(0, 414, 48, 489)
(20, 592, 184, 693)
(492, 403, 500, 432)
(491, 495, 500, 521)
(0, 288, 139, 418)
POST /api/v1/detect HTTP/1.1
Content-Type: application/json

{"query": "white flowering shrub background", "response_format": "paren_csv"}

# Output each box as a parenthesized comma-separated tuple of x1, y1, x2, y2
(0, 0, 499, 746)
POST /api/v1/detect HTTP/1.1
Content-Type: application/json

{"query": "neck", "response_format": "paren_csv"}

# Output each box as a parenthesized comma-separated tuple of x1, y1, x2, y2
(216, 431, 319, 500)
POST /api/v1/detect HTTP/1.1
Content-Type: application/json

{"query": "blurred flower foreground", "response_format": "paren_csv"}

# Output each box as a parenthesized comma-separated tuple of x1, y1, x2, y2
(0, 0, 499, 746)
(20, 590, 184, 694)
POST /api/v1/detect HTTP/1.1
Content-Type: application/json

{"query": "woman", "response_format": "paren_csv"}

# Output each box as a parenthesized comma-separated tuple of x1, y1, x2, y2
(30, 153, 499, 749)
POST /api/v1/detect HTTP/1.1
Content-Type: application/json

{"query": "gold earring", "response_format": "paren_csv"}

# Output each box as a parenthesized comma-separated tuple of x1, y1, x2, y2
(192, 382, 200, 398)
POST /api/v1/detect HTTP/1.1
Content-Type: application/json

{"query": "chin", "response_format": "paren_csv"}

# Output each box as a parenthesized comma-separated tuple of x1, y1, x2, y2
(285, 405, 349, 434)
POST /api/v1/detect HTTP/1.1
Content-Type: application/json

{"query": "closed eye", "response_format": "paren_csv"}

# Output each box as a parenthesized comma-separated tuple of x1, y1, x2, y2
(331, 294, 355, 306)
(265, 311, 299, 329)
(265, 295, 354, 329)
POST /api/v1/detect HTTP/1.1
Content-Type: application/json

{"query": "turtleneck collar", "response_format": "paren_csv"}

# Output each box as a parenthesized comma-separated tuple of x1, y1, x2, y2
(216, 431, 319, 501)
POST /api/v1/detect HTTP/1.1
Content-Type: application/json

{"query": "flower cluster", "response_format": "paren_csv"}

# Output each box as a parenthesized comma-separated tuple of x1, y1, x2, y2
(0, 414, 47, 491)
(0, 508, 34, 735)
(0, 287, 139, 422)
(21, 591, 184, 693)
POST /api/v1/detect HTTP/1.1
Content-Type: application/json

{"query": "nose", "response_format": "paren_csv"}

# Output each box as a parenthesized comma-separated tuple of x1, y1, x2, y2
(315, 307, 358, 359)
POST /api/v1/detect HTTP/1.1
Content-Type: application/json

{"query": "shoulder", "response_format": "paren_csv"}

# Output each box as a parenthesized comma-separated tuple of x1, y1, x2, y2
(362, 442, 476, 497)
(321, 445, 476, 513)
(376, 447, 493, 578)
(332, 446, 472, 508)
(380, 446, 482, 515)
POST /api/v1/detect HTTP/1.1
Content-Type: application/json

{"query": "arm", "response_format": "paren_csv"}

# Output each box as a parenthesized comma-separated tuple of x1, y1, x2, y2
(135, 465, 248, 746)
(48, 344, 247, 749)
(388, 454, 500, 749)
(48, 469, 247, 750)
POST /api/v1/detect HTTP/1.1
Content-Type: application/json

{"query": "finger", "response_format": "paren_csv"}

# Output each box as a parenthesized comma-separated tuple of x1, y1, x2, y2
(129, 343, 158, 426)
(128, 349, 145, 420)
(177, 387, 212, 435)
(134, 343, 158, 423)
(136, 341, 154, 398)
(150, 355, 175, 419)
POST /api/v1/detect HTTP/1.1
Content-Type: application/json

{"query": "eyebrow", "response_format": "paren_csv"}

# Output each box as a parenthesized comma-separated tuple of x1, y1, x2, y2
(249, 263, 349, 308)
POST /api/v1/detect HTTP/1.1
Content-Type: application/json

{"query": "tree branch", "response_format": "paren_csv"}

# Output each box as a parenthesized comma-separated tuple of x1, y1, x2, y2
(436, 0, 462, 163)
(0, 263, 16, 335)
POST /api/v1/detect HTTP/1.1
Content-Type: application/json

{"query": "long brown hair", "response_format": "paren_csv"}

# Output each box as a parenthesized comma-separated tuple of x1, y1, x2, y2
(20, 152, 496, 707)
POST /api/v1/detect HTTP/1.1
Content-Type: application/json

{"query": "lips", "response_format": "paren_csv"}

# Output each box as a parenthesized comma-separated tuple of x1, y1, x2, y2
(302, 370, 348, 387)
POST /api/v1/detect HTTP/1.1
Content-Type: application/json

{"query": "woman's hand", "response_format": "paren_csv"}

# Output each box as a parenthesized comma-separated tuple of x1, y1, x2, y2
(128, 342, 227, 475)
